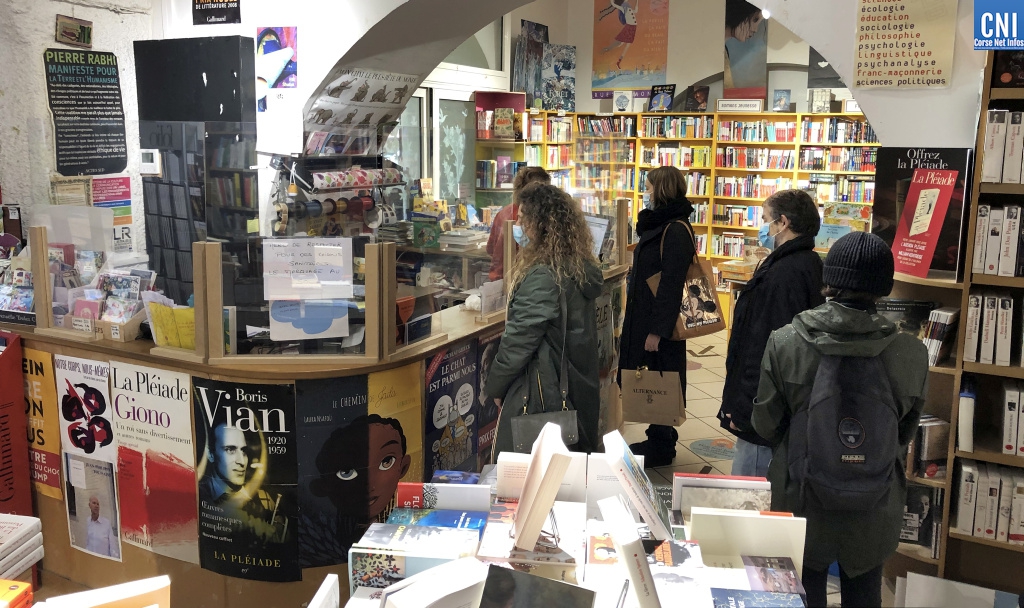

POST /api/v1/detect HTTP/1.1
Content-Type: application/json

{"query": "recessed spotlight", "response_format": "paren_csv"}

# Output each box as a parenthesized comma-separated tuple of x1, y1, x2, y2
(762, 8, 771, 19)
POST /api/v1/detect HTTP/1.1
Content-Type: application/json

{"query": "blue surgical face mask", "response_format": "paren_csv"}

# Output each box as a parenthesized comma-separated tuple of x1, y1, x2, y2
(642, 193, 652, 209)
(512, 224, 529, 247)
(758, 220, 778, 250)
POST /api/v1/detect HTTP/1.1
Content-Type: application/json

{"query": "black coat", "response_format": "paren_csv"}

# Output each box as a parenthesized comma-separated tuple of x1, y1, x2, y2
(718, 234, 824, 445)
(619, 199, 695, 386)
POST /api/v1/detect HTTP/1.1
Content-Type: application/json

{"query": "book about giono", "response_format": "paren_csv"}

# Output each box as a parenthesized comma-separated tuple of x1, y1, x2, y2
(193, 378, 299, 581)
(110, 362, 199, 564)
(891, 168, 959, 278)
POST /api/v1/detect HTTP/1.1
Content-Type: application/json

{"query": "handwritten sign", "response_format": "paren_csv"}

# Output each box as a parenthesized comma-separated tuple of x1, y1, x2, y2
(262, 237, 353, 300)
(854, 0, 957, 89)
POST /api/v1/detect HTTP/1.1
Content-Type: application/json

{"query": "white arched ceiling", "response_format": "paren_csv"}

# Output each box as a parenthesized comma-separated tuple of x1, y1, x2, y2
(747, 0, 986, 149)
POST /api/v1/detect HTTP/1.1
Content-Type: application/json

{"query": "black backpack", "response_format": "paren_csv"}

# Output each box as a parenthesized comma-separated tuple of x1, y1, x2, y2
(787, 352, 900, 511)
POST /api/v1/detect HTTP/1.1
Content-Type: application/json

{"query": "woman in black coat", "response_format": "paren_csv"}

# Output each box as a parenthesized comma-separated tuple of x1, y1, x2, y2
(718, 189, 824, 477)
(619, 166, 694, 467)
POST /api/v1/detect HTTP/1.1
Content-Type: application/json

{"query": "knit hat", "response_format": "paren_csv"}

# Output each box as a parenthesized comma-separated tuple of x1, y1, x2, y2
(823, 232, 894, 296)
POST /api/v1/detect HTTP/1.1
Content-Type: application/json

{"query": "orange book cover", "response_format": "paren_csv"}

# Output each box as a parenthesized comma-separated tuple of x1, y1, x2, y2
(0, 580, 32, 608)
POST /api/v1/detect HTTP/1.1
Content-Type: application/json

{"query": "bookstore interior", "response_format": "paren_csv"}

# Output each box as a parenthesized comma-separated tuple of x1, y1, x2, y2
(2, 0, 1024, 606)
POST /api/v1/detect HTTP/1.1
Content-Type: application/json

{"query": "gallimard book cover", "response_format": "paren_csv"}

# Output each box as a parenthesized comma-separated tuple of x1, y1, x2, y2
(193, 378, 299, 581)
(111, 362, 198, 564)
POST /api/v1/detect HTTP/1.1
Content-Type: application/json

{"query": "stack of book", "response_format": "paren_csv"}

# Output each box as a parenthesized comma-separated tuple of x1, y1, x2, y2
(963, 291, 1022, 366)
(711, 233, 746, 258)
(801, 117, 878, 144)
(0, 580, 31, 608)
(438, 230, 487, 252)
(921, 307, 960, 367)
(1000, 381, 1024, 458)
(982, 109, 1024, 183)
(378, 221, 413, 245)
(953, 460, 1024, 546)
(900, 484, 945, 560)
(717, 119, 797, 143)
(906, 415, 951, 480)
(972, 203, 1024, 277)
(0, 515, 42, 583)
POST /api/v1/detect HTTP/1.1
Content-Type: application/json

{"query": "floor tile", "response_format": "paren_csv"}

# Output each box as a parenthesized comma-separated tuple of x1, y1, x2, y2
(658, 462, 715, 476)
(645, 468, 670, 484)
(692, 381, 725, 400)
(683, 437, 736, 462)
(710, 465, 730, 475)
(686, 368, 724, 384)
(685, 397, 721, 418)
(686, 384, 712, 402)
(652, 446, 705, 467)
(676, 418, 724, 441)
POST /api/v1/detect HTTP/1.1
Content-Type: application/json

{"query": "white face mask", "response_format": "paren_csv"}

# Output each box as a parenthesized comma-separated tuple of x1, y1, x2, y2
(642, 193, 652, 209)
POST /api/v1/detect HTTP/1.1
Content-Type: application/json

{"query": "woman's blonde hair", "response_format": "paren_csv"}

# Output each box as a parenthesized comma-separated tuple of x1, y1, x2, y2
(646, 166, 688, 209)
(508, 183, 596, 292)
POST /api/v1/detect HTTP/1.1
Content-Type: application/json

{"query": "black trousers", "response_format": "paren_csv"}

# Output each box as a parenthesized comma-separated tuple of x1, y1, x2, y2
(802, 563, 883, 608)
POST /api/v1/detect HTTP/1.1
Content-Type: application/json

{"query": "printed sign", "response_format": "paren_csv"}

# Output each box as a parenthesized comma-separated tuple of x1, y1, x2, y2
(92, 176, 133, 253)
(193, 0, 241, 25)
(854, 0, 958, 88)
(891, 169, 959, 277)
(424, 339, 478, 478)
(65, 452, 122, 561)
(976, 0, 1024, 49)
(22, 348, 63, 499)
(53, 355, 116, 463)
(111, 362, 199, 563)
(194, 378, 299, 581)
(43, 49, 127, 175)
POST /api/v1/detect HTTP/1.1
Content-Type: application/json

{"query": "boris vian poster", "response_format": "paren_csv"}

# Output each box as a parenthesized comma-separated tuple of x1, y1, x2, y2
(193, 378, 299, 581)
(592, 0, 669, 98)
(111, 362, 199, 564)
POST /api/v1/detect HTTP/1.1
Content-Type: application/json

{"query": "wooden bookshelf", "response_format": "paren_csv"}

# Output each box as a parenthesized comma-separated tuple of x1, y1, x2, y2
(897, 543, 941, 565)
(908, 475, 948, 489)
(971, 275, 1024, 288)
(980, 183, 1024, 195)
(948, 532, 1024, 554)
(990, 89, 1024, 100)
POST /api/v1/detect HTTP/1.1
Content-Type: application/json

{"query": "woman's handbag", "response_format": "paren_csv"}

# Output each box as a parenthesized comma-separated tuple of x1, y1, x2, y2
(646, 220, 726, 340)
(510, 292, 580, 452)
(620, 355, 686, 427)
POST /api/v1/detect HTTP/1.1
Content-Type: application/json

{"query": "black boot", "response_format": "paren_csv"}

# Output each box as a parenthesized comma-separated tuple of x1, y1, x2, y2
(628, 424, 678, 468)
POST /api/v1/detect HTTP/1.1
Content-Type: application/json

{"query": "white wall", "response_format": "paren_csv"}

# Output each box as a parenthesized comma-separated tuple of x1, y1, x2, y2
(510, 0, 570, 44)
(0, 0, 153, 258)
(747, 0, 985, 148)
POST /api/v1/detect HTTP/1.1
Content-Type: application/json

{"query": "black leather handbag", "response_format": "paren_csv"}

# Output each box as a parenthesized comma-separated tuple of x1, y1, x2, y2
(510, 291, 579, 452)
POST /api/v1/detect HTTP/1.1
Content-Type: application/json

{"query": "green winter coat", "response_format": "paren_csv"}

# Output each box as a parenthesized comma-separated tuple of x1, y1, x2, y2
(752, 300, 928, 577)
(484, 262, 604, 458)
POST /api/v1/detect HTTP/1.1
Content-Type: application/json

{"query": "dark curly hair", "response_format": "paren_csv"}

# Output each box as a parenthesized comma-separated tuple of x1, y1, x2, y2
(510, 183, 596, 291)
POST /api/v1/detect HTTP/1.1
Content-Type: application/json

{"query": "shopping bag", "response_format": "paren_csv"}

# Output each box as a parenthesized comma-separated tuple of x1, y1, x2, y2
(620, 366, 686, 427)
(646, 220, 726, 340)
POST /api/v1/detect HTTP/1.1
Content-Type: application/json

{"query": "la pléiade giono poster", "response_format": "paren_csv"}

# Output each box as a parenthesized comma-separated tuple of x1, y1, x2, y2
(193, 378, 300, 582)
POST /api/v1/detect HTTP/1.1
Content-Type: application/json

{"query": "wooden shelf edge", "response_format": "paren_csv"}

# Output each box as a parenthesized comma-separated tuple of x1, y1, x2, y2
(908, 475, 948, 489)
(929, 365, 958, 376)
(971, 274, 1024, 288)
(980, 183, 1024, 194)
(990, 89, 1024, 100)
(962, 361, 1024, 381)
(893, 271, 963, 290)
(948, 531, 1024, 554)
(896, 543, 941, 564)
(955, 447, 1024, 469)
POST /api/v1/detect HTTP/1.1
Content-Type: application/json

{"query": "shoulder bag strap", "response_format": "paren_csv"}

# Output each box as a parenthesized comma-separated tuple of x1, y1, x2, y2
(559, 288, 570, 410)
(657, 220, 702, 266)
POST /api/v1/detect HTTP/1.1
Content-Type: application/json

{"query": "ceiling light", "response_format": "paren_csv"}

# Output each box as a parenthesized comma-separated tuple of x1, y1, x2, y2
(762, 8, 771, 19)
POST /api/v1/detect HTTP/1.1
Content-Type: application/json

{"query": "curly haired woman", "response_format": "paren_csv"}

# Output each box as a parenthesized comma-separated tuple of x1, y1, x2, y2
(484, 183, 605, 458)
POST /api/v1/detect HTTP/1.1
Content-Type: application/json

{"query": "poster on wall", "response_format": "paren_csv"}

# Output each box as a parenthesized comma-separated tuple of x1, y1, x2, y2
(592, 0, 669, 99)
(22, 348, 63, 499)
(111, 362, 199, 564)
(476, 331, 502, 470)
(424, 339, 478, 478)
(193, 0, 240, 25)
(302, 67, 418, 154)
(193, 378, 299, 581)
(890, 169, 959, 278)
(64, 452, 122, 561)
(53, 355, 116, 463)
(0, 333, 31, 516)
(853, 0, 956, 89)
(43, 49, 127, 176)
(873, 148, 973, 280)
(92, 176, 133, 254)
(724, 0, 768, 100)
(516, 20, 549, 108)
(541, 44, 577, 111)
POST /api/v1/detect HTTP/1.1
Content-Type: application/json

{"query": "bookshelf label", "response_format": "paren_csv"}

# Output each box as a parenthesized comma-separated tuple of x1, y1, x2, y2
(716, 99, 764, 113)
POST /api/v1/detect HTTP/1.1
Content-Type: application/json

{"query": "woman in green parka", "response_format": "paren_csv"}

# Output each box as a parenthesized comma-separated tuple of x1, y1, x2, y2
(484, 183, 605, 459)
(752, 232, 928, 608)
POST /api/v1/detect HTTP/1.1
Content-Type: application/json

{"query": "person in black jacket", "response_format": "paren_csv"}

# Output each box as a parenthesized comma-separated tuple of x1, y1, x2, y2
(619, 166, 694, 467)
(718, 189, 824, 477)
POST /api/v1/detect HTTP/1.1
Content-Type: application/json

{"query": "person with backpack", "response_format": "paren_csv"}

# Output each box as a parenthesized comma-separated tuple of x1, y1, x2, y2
(719, 190, 824, 477)
(751, 232, 928, 608)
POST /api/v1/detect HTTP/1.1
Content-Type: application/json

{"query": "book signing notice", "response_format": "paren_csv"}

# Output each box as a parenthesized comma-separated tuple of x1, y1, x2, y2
(854, 0, 958, 89)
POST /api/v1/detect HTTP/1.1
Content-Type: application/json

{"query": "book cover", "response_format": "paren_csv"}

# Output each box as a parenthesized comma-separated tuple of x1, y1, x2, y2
(613, 90, 634, 113)
(430, 470, 480, 484)
(424, 339, 479, 478)
(1000, 207, 1022, 276)
(1005, 381, 1021, 455)
(650, 85, 676, 112)
(385, 508, 487, 537)
(974, 204, 991, 274)
(482, 564, 595, 608)
(73, 299, 102, 321)
(955, 460, 978, 534)
(964, 294, 983, 363)
(677, 487, 772, 520)
(983, 110, 1009, 183)
(111, 362, 198, 564)
(0, 515, 41, 557)
(193, 378, 299, 581)
(477, 500, 584, 567)
(1003, 113, 1024, 184)
(872, 147, 973, 279)
(295, 365, 424, 569)
(493, 108, 515, 139)
(354, 522, 480, 554)
(20, 350, 61, 502)
(475, 322, 500, 458)
(987, 208, 1006, 275)
(0, 530, 41, 577)
(997, 468, 1014, 542)
(307, 574, 339, 608)
(395, 481, 491, 512)
(711, 588, 805, 608)
(772, 89, 791, 112)
(901, 486, 936, 549)
(891, 169, 959, 278)
(53, 355, 116, 463)
(980, 295, 999, 365)
(1009, 474, 1024, 544)
(1018, 381, 1024, 457)
(604, 430, 673, 540)
(63, 452, 122, 561)
(974, 464, 992, 537)
(742, 556, 805, 596)
(875, 299, 938, 340)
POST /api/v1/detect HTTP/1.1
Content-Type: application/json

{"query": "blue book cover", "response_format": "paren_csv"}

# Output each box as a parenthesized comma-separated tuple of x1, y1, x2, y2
(386, 508, 488, 538)
(430, 470, 481, 484)
(711, 588, 805, 608)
